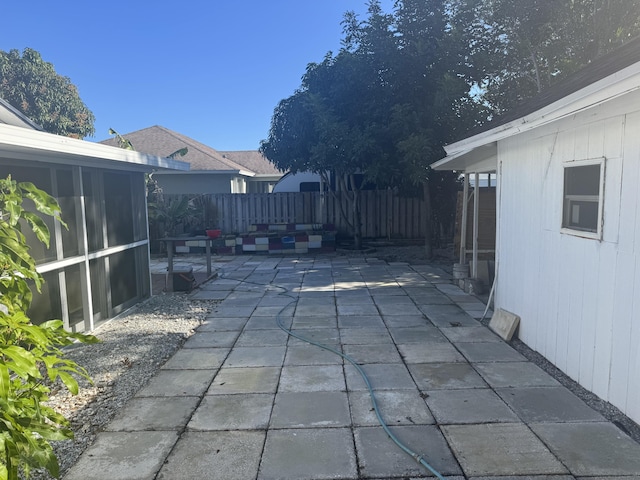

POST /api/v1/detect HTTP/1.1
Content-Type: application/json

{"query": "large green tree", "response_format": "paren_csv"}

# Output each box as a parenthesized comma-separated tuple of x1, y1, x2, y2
(0, 48, 95, 138)
(262, 6, 395, 249)
(385, 0, 484, 255)
(262, 0, 476, 253)
(451, 0, 640, 113)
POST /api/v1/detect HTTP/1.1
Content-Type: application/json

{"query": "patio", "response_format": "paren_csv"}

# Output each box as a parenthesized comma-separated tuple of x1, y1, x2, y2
(66, 254, 640, 479)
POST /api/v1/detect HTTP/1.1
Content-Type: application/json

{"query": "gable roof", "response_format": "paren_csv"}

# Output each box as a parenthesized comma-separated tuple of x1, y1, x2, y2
(218, 150, 282, 176)
(433, 37, 640, 172)
(0, 98, 44, 131)
(99, 125, 278, 176)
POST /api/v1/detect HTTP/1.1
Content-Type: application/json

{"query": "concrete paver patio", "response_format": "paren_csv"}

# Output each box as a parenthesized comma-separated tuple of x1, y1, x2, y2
(66, 254, 640, 479)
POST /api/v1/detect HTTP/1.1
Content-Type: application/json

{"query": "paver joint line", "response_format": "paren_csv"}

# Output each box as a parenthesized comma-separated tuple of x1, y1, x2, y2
(71, 255, 640, 480)
(222, 270, 448, 480)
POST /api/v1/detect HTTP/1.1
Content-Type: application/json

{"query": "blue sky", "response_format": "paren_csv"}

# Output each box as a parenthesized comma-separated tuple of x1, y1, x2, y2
(3, 1, 393, 151)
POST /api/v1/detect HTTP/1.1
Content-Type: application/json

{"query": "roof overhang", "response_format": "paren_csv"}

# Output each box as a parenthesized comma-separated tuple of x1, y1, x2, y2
(250, 174, 284, 181)
(432, 142, 497, 173)
(0, 124, 189, 172)
(434, 59, 640, 172)
(0, 99, 44, 131)
(153, 169, 254, 177)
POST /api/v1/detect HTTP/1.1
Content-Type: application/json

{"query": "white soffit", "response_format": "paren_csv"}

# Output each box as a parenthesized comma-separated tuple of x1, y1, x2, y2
(0, 99, 44, 130)
(153, 169, 255, 177)
(432, 142, 497, 173)
(0, 123, 189, 172)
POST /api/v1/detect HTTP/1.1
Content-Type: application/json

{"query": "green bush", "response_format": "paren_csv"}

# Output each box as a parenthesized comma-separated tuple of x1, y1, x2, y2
(0, 175, 97, 479)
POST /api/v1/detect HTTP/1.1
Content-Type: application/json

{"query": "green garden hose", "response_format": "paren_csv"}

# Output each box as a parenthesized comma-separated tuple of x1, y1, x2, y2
(220, 271, 447, 479)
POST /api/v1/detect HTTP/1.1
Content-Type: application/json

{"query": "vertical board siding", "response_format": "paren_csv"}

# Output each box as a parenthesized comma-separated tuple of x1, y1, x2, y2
(564, 239, 587, 379)
(592, 241, 617, 399)
(499, 134, 545, 350)
(495, 95, 640, 424)
(628, 253, 640, 420)
(621, 111, 640, 416)
(177, 191, 427, 238)
(577, 239, 599, 391)
(538, 229, 560, 359)
(610, 253, 636, 407)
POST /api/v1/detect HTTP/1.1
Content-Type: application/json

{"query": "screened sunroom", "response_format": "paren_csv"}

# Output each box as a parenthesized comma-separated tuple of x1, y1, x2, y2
(0, 122, 188, 332)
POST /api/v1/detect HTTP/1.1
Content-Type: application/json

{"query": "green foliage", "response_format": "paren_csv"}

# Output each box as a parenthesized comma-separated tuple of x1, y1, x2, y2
(148, 194, 196, 237)
(146, 174, 217, 242)
(167, 147, 188, 159)
(0, 176, 98, 479)
(108, 128, 134, 150)
(261, 0, 473, 251)
(0, 48, 95, 139)
(451, 0, 640, 113)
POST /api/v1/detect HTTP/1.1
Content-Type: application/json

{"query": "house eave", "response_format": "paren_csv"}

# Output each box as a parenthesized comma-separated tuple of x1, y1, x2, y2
(0, 124, 189, 172)
(250, 174, 282, 181)
(436, 60, 640, 171)
(432, 143, 497, 173)
(153, 169, 254, 176)
(0, 98, 44, 131)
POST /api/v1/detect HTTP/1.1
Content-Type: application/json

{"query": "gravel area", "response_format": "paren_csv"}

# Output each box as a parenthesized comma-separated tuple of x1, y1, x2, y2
(31, 294, 214, 480)
(29, 244, 639, 478)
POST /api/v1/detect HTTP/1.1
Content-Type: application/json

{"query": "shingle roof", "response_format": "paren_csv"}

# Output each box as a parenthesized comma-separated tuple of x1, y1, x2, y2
(461, 36, 640, 140)
(99, 125, 249, 172)
(218, 150, 282, 175)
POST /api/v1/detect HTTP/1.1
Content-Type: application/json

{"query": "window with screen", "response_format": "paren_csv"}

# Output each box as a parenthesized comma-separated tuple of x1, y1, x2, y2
(562, 159, 604, 238)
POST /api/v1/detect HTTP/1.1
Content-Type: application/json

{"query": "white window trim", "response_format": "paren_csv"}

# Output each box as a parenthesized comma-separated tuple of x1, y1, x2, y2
(560, 157, 605, 240)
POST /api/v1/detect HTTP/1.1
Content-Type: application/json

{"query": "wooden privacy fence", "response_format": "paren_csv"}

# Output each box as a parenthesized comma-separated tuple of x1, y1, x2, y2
(454, 187, 496, 256)
(188, 191, 427, 239)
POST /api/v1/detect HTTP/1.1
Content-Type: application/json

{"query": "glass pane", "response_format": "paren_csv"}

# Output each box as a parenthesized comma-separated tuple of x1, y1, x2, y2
(57, 170, 80, 258)
(564, 164, 600, 196)
(90, 258, 107, 319)
(132, 172, 148, 242)
(135, 245, 151, 298)
(104, 172, 134, 246)
(83, 171, 104, 252)
(567, 200, 599, 231)
(28, 271, 62, 325)
(109, 249, 137, 309)
(65, 264, 85, 331)
(0, 164, 57, 263)
(563, 164, 601, 233)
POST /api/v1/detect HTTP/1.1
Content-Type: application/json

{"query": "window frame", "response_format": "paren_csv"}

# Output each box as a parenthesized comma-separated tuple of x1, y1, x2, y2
(560, 157, 605, 240)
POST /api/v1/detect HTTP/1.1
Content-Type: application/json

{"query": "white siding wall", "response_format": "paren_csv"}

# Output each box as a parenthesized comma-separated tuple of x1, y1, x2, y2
(495, 89, 640, 423)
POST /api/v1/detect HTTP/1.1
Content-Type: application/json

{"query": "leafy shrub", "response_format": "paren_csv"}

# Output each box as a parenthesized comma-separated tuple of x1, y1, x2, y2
(0, 175, 97, 479)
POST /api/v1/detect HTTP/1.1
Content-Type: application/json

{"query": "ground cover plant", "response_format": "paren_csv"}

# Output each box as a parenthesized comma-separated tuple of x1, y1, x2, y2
(0, 175, 97, 479)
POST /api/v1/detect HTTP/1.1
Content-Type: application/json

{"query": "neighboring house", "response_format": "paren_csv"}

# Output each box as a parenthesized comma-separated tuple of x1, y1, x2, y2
(218, 150, 283, 193)
(433, 38, 640, 424)
(0, 103, 189, 332)
(100, 126, 283, 194)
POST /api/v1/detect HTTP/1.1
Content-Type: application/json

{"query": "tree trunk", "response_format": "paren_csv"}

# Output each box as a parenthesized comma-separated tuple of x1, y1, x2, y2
(351, 180, 363, 250)
(423, 180, 433, 259)
(327, 173, 363, 250)
(331, 174, 355, 233)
